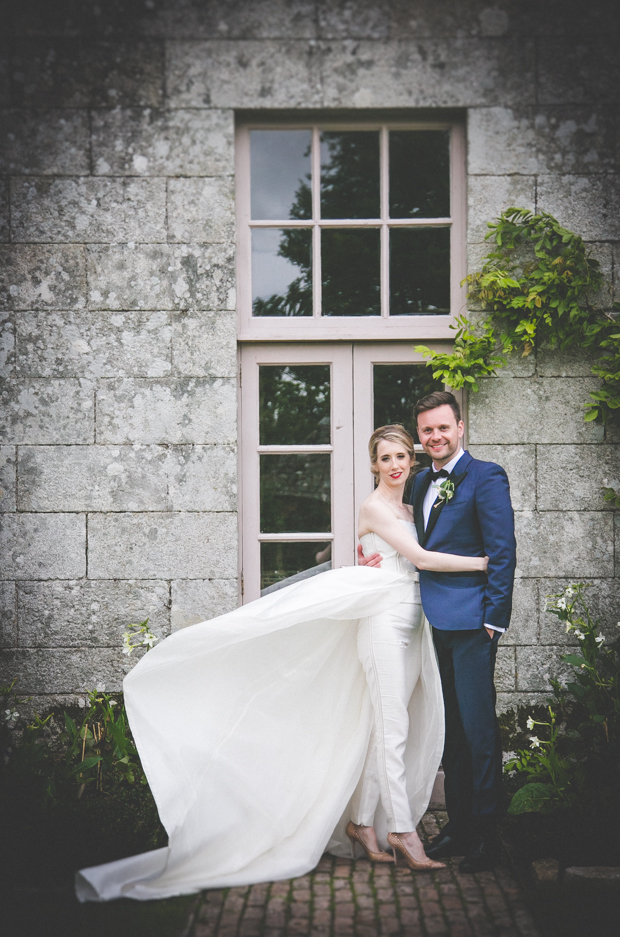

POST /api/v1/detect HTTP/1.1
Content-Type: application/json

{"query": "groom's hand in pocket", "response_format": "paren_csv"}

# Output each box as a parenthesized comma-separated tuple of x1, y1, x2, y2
(357, 544, 383, 568)
(485, 627, 499, 640)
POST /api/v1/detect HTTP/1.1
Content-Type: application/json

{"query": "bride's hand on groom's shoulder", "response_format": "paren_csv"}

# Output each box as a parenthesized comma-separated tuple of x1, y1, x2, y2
(357, 544, 383, 568)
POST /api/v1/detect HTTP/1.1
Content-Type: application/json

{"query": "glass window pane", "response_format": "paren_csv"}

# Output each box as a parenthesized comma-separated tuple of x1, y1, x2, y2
(389, 131, 450, 218)
(259, 366, 330, 445)
(261, 541, 332, 594)
(252, 228, 312, 317)
(390, 228, 450, 315)
(320, 131, 380, 219)
(322, 229, 380, 317)
(260, 454, 331, 533)
(250, 130, 312, 220)
(373, 364, 444, 459)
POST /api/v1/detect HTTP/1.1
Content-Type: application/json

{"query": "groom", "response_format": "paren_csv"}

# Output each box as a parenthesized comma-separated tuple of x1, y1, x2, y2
(360, 390, 516, 872)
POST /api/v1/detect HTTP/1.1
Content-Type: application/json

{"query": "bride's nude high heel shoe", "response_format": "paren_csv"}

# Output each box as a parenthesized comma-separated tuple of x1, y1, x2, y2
(387, 832, 446, 871)
(346, 821, 394, 863)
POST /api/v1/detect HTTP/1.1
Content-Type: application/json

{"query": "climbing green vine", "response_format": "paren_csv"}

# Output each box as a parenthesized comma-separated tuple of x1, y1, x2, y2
(416, 208, 619, 423)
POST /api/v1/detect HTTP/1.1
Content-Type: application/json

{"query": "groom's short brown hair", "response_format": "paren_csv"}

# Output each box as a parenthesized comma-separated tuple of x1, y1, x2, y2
(414, 390, 461, 424)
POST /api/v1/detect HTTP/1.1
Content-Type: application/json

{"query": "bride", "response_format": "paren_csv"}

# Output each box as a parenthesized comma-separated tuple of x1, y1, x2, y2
(76, 425, 487, 902)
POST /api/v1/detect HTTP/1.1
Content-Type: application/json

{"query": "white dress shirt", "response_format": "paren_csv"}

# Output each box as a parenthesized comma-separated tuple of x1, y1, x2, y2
(421, 448, 504, 634)
(422, 447, 465, 530)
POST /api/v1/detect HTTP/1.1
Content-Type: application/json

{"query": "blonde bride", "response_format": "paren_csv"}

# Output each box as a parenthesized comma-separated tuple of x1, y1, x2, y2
(76, 425, 487, 901)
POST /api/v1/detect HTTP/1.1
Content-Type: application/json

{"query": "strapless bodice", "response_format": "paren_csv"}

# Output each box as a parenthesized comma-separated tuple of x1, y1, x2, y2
(359, 520, 419, 579)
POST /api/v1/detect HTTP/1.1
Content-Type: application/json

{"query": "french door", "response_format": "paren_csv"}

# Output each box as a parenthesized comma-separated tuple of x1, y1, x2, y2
(239, 343, 454, 602)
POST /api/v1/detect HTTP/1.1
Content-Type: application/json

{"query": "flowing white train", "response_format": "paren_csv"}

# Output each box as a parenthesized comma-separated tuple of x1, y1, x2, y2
(76, 528, 444, 902)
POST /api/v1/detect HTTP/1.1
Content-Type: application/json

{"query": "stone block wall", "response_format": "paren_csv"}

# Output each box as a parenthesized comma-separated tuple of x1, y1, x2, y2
(0, 0, 619, 713)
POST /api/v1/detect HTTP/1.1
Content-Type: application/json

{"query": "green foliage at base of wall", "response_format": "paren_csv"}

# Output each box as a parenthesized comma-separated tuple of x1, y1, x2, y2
(0, 687, 166, 885)
(416, 208, 619, 422)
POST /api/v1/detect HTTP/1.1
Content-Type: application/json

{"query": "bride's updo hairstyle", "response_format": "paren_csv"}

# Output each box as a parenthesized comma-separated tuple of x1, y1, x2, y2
(369, 424, 417, 477)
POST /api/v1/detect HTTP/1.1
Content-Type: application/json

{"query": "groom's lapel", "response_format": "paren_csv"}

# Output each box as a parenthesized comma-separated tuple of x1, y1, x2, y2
(422, 467, 469, 547)
(412, 469, 431, 544)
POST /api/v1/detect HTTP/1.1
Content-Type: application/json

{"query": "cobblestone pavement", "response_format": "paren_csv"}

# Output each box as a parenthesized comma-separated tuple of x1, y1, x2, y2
(185, 812, 539, 937)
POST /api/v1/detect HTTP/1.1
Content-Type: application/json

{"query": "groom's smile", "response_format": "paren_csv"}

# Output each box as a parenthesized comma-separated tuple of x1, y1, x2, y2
(416, 403, 465, 469)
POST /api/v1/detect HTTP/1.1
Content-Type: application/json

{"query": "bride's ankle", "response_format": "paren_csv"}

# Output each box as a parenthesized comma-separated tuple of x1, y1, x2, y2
(395, 831, 426, 853)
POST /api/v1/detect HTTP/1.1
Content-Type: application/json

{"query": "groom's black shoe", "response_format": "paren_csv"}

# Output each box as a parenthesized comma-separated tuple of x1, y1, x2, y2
(425, 827, 469, 860)
(458, 826, 500, 873)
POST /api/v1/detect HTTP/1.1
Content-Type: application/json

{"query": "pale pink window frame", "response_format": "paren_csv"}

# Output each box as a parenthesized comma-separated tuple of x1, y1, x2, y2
(235, 119, 466, 342)
(239, 343, 355, 602)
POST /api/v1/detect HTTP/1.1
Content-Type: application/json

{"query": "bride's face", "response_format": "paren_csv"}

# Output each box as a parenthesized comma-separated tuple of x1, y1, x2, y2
(374, 440, 415, 489)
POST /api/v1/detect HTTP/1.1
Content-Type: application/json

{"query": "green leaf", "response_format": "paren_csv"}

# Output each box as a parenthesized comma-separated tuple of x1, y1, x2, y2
(508, 783, 556, 815)
(66, 756, 102, 777)
(562, 654, 587, 666)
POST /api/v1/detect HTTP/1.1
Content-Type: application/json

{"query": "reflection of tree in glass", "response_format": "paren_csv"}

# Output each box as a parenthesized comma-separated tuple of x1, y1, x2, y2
(389, 131, 450, 219)
(259, 366, 330, 445)
(320, 133, 381, 315)
(390, 228, 450, 314)
(252, 157, 313, 317)
(253, 132, 381, 317)
(373, 365, 443, 443)
(322, 229, 380, 317)
(260, 454, 331, 533)
(252, 228, 313, 317)
(261, 541, 331, 589)
(320, 132, 380, 219)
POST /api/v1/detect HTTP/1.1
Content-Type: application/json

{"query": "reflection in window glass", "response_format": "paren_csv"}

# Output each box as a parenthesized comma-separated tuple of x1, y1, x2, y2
(260, 366, 330, 445)
(389, 131, 450, 218)
(261, 541, 332, 593)
(252, 228, 312, 317)
(390, 228, 450, 315)
(322, 229, 381, 317)
(321, 131, 380, 219)
(373, 364, 443, 454)
(260, 454, 331, 533)
(250, 130, 312, 220)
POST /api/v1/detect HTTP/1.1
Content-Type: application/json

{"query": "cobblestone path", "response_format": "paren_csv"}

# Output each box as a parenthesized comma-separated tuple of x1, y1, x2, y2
(184, 812, 539, 937)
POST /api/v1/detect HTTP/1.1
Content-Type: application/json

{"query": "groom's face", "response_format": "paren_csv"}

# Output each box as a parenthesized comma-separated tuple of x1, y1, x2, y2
(416, 404, 464, 468)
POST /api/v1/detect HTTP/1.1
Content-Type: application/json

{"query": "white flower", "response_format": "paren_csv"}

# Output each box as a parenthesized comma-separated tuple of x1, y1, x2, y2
(565, 586, 575, 597)
(526, 716, 535, 730)
(556, 597, 567, 610)
(574, 630, 585, 641)
(530, 736, 541, 749)
(595, 635, 605, 645)
(109, 700, 118, 707)
(122, 621, 158, 655)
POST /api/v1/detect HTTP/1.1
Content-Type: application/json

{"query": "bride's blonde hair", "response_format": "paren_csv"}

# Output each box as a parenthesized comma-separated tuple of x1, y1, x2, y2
(369, 424, 417, 477)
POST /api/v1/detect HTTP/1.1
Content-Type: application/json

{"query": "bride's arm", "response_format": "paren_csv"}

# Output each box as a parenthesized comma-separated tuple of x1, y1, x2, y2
(359, 501, 488, 572)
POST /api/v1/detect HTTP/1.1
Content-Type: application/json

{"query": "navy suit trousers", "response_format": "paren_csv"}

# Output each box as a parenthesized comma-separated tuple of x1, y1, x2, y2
(432, 627, 503, 831)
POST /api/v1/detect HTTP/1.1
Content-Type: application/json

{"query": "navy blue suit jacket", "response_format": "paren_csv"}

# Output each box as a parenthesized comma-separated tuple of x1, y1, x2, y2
(410, 451, 516, 631)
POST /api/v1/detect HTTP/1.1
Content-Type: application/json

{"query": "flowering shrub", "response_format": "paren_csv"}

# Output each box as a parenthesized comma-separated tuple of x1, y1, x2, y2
(0, 685, 147, 807)
(1, 618, 162, 807)
(0, 619, 167, 887)
(504, 583, 620, 814)
(122, 618, 159, 655)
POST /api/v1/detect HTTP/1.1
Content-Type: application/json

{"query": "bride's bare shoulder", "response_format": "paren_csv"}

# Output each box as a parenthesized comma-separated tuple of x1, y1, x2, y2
(358, 492, 392, 536)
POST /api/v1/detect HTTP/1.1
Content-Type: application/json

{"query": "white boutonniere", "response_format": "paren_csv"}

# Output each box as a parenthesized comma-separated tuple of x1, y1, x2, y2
(435, 478, 455, 506)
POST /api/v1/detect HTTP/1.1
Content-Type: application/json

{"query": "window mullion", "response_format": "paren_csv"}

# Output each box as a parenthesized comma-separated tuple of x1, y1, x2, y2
(380, 125, 389, 318)
(312, 125, 322, 319)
